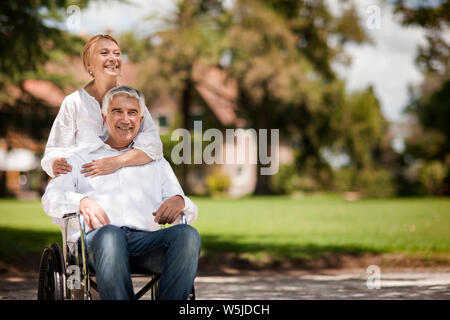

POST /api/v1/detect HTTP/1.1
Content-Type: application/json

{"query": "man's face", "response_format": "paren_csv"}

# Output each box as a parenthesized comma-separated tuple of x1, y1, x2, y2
(103, 94, 143, 149)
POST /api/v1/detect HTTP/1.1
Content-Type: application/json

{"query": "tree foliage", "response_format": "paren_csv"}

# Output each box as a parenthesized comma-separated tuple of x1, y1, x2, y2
(394, 0, 450, 195)
(331, 86, 386, 170)
(135, 0, 387, 194)
(394, 0, 450, 74)
(220, 0, 372, 192)
(0, 0, 90, 81)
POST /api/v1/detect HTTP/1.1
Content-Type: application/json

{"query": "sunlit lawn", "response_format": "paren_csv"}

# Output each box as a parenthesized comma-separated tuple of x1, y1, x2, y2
(0, 196, 449, 263)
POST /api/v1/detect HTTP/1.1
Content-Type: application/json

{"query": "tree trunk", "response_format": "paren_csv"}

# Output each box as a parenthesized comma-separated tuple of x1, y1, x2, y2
(181, 78, 192, 192)
(254, 89, 272, 194)
(254, 156, 272, 194)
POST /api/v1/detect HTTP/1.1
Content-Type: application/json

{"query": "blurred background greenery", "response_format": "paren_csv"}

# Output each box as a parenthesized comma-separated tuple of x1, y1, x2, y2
(1, 196, 450, 269)
(0, 0, 449, 270)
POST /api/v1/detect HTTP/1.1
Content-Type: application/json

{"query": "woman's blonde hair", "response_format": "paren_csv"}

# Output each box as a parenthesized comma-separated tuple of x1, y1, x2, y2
(82, 34, 120, 74)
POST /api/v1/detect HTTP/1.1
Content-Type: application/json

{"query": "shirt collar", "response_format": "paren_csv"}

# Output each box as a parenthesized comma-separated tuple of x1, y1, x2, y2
(96, 135, 135, 153)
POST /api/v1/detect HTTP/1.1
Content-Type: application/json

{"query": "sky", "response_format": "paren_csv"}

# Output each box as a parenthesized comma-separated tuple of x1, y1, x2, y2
(329, 0, 427, 123)
(71, 0, 431, 123)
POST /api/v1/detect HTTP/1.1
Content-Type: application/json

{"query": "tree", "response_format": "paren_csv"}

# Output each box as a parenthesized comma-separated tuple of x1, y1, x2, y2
(137, 0, 374, 194)
(136, 0, 225, 190)
(394, 0, 450, 75)
(331, 86, 386, 170)
(394, 0, 450, 194)
(0, 0, 90, 82)
(219, 0, 369, 193)
(0, 0, 100, 196)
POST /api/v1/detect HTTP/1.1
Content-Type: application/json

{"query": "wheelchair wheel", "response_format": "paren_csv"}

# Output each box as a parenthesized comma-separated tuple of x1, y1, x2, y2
(189, 286, 196, 300)
(37, 243, 65, 300)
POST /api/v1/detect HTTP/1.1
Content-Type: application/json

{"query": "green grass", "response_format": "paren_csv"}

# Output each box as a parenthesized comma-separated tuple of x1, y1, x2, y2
(0, 196, 449, 264)
(191, 196, 450, 262)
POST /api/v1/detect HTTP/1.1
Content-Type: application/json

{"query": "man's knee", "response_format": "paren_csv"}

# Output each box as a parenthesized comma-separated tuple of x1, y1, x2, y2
(174, 224, 201, 254)
(89, 225, 127, 256)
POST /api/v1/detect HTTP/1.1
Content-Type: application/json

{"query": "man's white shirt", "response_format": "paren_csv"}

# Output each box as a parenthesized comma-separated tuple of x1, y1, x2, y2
(42, 140, 197, 243)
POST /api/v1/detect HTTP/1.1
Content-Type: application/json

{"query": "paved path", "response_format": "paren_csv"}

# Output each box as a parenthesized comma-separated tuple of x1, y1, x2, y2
(192, 270, 450, 300)
(1, 269, 450, 300)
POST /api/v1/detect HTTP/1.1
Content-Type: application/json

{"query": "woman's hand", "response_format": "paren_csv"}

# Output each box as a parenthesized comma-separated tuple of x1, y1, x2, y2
(52, 158, 72, 177)
(81, 156, 121, 178)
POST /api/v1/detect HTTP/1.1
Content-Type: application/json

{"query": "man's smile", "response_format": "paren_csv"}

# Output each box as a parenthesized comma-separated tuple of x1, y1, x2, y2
(116, 125, 133, 131)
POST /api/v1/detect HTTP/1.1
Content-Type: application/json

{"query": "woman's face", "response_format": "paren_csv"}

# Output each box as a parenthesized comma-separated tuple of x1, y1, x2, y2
(88, 38, 122, 80)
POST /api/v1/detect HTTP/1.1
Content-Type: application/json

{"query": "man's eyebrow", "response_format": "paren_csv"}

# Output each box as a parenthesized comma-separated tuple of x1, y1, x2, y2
(110, 107, 139, 112)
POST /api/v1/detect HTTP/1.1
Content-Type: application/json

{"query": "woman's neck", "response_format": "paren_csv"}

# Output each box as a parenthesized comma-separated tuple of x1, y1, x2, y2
(86, 78, 119, 106)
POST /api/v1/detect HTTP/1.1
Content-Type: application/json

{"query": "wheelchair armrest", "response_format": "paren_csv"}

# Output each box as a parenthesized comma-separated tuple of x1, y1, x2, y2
(62, 211, 89, 296)
(62, 212, 87, 240)
(63, 212, 78, 220)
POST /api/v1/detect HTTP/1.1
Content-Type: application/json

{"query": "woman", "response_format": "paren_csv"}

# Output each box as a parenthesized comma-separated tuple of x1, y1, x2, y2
(41, 34, 162, 178)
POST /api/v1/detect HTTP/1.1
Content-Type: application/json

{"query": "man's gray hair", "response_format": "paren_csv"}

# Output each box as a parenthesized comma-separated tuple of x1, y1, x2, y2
(102, 85, 146, 116)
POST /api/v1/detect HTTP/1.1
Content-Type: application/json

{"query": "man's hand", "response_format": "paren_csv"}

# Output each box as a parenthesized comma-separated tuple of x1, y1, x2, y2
(52, 158, 72, 177)
(153, 195, 185, 225)
(79, 196, 110, 230)
(81, 156, 121, 178)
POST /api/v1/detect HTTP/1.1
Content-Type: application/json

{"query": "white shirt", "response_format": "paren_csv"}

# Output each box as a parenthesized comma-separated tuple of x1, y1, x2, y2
(41, 87, 163, 177)
(41, 140, 197, 243)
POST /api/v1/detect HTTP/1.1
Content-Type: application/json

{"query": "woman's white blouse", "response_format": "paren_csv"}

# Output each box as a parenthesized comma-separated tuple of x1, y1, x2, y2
(41, 88, 163, 177)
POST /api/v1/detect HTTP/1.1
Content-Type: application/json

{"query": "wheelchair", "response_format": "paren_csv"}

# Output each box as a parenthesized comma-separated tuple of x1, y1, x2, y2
(37, 212, 195, 300)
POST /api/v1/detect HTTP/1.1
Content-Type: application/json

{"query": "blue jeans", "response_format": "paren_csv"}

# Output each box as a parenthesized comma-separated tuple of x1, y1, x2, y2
(84, 224, 201, 300)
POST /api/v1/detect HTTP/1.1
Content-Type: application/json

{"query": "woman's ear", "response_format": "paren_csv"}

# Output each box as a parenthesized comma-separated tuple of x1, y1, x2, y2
(87, 64, 93, 77)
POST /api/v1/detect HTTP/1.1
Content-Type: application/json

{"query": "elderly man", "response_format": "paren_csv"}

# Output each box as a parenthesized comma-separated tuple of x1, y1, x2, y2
(42, 85, 201, 300)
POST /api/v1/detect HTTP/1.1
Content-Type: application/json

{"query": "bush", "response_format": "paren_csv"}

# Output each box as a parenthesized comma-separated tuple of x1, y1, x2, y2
(333, 167, 397, 198)
(332, 167, 356, 192)
(269, 164, 299, 194)
(206, 169, 231, 196)
(269, 164, 321, 194)
(355, 169, 397, 198)
(418, 161, 448, 195)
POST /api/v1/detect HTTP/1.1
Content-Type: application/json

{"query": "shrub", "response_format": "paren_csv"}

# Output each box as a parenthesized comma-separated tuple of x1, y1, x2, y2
(332, 167, 356, 192)
(333, 167, 397, 198)
(355, 169, 397, 198)
(269, 164, 299, 194)
(418, 161, 448, 195)
(206, 169, 231, 196)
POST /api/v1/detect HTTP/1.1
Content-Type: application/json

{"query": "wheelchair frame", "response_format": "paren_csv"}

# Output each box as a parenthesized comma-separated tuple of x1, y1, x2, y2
(38, 212, 194, 300)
